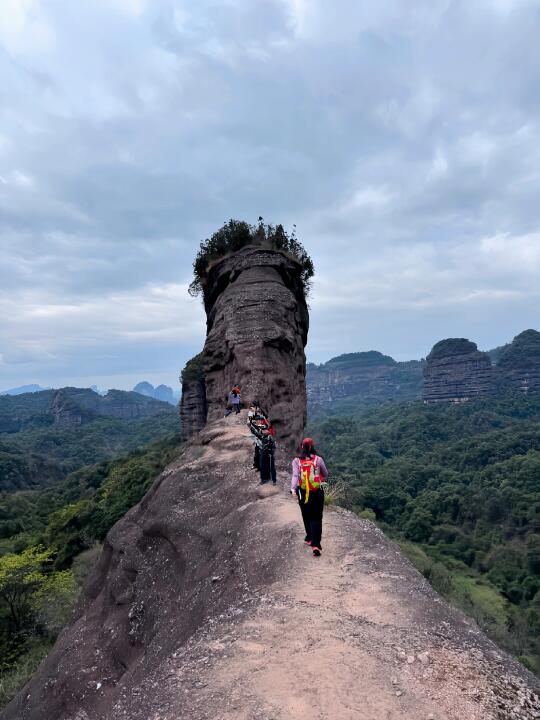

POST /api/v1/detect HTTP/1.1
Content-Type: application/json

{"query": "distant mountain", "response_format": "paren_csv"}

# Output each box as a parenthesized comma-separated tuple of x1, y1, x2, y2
(0, 387, 178, 492)
(307, 351, 424, 411)
(0, 387, 175, 434)
(0, 384, 50, 396)
(133, 381, 178, 405)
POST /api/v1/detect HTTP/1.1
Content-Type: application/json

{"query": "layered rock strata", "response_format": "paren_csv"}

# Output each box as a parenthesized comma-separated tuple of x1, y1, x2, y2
(423, 339, 494, 403)
(307, 351, 424, 407)
(179, 353, 207, 441)
(50, 388, 173, 426)
(182, 246, 309, 452)
(497, 329, 540, 394)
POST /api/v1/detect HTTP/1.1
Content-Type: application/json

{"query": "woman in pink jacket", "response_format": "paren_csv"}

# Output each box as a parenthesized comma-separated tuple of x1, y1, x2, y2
(291, 437, 328, 557)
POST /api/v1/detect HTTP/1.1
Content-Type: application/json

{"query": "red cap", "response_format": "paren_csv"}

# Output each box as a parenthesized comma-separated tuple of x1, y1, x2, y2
(302, 437, 314, 446)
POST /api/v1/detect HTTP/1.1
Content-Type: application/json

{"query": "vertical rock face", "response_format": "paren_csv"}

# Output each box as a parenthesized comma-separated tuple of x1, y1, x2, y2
(307, 352, 425, 408)
(497, 329, 540, 393)
(200, 246, 309, 453)
(423, 339, 494, 403)
(49, 388, 174, 426)
(50, 388, 93, 426)
(179, 353, 207, 441)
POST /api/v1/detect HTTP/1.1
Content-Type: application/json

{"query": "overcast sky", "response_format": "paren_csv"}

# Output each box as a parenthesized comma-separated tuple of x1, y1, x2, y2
(1, 0, 539, 391)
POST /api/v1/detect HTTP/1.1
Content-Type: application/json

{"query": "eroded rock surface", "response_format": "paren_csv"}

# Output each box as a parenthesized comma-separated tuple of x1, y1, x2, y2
(307, 352, 424, 408)
(182, 246, 309, 452)
(423, 339, 494, 403)
(498, 329, 540, 394)
(179, 353, 207, 441)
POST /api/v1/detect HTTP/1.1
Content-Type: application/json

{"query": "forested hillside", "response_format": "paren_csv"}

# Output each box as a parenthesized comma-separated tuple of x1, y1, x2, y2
(0, 387, 180, 706)
(0, 433, 182, 707)
(0, 387, 178, 493)
(309, 394, 540, 674)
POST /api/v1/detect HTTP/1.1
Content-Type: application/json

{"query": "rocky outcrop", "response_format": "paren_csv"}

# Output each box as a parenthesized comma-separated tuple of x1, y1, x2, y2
(423, 339, 494, 403)
(179, 353, 207, 441)
(49, 388, 174, 427)
(307, 351, 424, 408)
(182, 245, 309, 453)
(497, 329, 540, 394)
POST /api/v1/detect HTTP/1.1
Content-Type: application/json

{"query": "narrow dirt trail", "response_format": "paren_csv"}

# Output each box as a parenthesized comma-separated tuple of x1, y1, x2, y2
(123, 427, 538, 720)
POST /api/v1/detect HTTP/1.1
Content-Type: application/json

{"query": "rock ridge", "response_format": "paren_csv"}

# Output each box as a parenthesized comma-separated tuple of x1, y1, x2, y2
(4, 418, 538, 720)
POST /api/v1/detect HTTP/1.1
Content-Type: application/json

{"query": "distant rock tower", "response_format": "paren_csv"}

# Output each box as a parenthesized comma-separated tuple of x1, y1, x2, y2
(179, 353, 207, 440)
(497, 329, 540, 394)
(180, 244, 309, 452)
(423, 338, 494, 403)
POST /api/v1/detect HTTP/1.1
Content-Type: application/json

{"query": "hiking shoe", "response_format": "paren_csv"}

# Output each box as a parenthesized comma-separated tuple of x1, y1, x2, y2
(259, 480, 268, 485)
(304, 539, 312, 546)
(312, 547, 321, 557)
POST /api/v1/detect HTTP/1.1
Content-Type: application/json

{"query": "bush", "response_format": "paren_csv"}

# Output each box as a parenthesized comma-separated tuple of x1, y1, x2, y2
(72, 544, 102, 586)
(188, 219, 314, 299)
(0, 639, 51, 708)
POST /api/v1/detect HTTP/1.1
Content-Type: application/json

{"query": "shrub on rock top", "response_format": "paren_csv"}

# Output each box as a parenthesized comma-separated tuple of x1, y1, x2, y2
(188, 219, 314, 298)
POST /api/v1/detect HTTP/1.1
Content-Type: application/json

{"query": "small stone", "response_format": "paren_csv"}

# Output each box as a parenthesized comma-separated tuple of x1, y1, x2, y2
(407, 655, 415, 664)
(396, 690, 403, 697)
(427, 714, 435, 720)
(391, 677, 398, 685)
(211, 576, 220, 583)
(418, 651, 430, 665)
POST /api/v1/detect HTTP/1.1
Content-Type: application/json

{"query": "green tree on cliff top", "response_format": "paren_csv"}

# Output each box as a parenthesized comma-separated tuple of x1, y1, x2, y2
(189, 219, 314, 298)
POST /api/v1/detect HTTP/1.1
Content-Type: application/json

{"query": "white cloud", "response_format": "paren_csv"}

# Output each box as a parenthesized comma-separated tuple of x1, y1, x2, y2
(0, 0, 54, 55)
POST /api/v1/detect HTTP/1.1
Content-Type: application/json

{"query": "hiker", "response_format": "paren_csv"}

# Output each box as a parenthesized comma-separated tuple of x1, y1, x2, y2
(259, 429, 277, 485)
(291, 437, 328, 557)
(248, 405, 276, 479)
(248, 403, 263, 469)
(225, 387, 242, 416)
(230, 387, 241, 414)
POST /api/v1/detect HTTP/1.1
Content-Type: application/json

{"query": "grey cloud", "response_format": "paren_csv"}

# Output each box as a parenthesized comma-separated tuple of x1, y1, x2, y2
(1, 0, 539, 388)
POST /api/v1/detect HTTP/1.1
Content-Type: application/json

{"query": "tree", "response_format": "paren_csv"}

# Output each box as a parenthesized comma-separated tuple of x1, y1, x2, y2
(0, 546, 52, 629)
(32, 570, 78, 635)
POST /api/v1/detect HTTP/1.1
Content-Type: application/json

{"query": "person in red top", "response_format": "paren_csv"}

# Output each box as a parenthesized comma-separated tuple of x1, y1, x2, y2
(291, 438, 328, 557)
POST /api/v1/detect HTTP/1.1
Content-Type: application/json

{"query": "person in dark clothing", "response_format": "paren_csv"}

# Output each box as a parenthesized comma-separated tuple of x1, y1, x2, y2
(247, 404, 276, 475)
(259, 432, 277, 484)
(291, 438, 328, 557)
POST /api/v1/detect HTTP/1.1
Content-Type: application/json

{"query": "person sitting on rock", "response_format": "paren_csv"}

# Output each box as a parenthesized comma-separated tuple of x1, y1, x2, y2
(291, 437, 328, 557)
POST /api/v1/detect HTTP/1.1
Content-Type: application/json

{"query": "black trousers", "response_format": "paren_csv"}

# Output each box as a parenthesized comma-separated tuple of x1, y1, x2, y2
(260, 448, 276, 483)
(297, 488, 324, 549)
